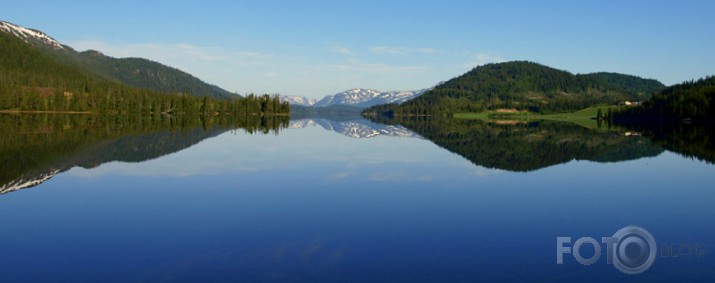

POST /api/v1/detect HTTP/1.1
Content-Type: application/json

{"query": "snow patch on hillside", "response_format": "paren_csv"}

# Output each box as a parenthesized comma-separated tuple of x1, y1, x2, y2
(0, 20, 65, 50)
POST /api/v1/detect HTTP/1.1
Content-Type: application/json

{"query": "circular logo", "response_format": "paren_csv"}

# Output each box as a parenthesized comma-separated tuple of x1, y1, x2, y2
(611, 226, 657, 275)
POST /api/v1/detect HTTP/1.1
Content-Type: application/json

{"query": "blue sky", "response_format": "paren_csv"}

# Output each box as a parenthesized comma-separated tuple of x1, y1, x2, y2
(3, 0, 714, 98)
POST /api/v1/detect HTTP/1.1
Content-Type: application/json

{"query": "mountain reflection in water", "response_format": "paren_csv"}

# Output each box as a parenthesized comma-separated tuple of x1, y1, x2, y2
(0, 114, 288, 195)
(4, 114, 715, 196)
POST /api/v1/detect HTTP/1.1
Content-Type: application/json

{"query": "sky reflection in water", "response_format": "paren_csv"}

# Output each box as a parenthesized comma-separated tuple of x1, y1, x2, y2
(1, 119, 714, 282)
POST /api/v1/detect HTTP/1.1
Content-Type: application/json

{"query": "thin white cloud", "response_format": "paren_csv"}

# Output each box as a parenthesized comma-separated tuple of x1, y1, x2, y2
(321, 43, 429, 75)
(323, 62, 426, 75)
(331, 46, 354, 56)
(66, 39, 280, 94)
(69, 40, 271, 64)
(325, 172, 350, 181)
(370, 46, 438, 56)
(466, 52, 505, 68)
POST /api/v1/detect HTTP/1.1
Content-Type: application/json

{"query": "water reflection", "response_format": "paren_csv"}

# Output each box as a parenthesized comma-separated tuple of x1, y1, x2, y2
(3, 113, 715, 195)
(0, 114, 289, 195)
(1, 114, 714, 282)
(617, 122, 715, 164)
(289, 118, 419, 139)
(359, 116, 669, 171)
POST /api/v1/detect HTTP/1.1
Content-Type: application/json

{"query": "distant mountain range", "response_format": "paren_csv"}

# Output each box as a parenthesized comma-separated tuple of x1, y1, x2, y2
(278, 95, 318, 106)
(279, 88, 429, 108)
(0, 20, 235, 99)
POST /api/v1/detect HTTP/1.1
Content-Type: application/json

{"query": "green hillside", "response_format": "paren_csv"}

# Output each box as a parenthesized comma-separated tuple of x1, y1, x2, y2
(364, 61, 664, 116)
(2, 20, 234, 99)
(0, 31, 287, 115)
(579, 72, 664, 96)
(0, 31, 153, 111)
(72, 50, 236, 99)
(614, 76, 715, 122)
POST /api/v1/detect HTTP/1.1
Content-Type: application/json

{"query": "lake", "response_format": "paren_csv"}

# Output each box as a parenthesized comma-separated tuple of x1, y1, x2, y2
(1, 114, 714, 282)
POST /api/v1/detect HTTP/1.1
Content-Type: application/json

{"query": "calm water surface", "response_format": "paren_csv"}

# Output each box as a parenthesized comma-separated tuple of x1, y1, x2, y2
(1, 117, 714, 282)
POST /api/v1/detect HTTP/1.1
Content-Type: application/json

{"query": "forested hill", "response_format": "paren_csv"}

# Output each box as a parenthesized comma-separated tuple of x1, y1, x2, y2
(1, 20, 234, 99)
(0, 31, 288, 114)
(0, 30, 142, 108)
(364, 61, 665, 115)
(70, 50, 235, 99)
(578, 72, 665, 96)
(614, 76, 715, 122)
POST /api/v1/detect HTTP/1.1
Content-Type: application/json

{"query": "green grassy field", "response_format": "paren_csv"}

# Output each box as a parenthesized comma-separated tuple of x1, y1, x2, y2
(454, 106, 623, 129)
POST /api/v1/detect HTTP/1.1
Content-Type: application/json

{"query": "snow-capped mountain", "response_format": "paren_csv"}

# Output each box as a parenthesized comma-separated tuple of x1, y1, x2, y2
(0, 20, 65, 50)
(314, 89, 382, 107)
(313, 88, 429, 108)
(379, 89, 431, 104)
(278, 88, 427, 108)
(278, 95, 317, 106)
(289, 118, 420, 139)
